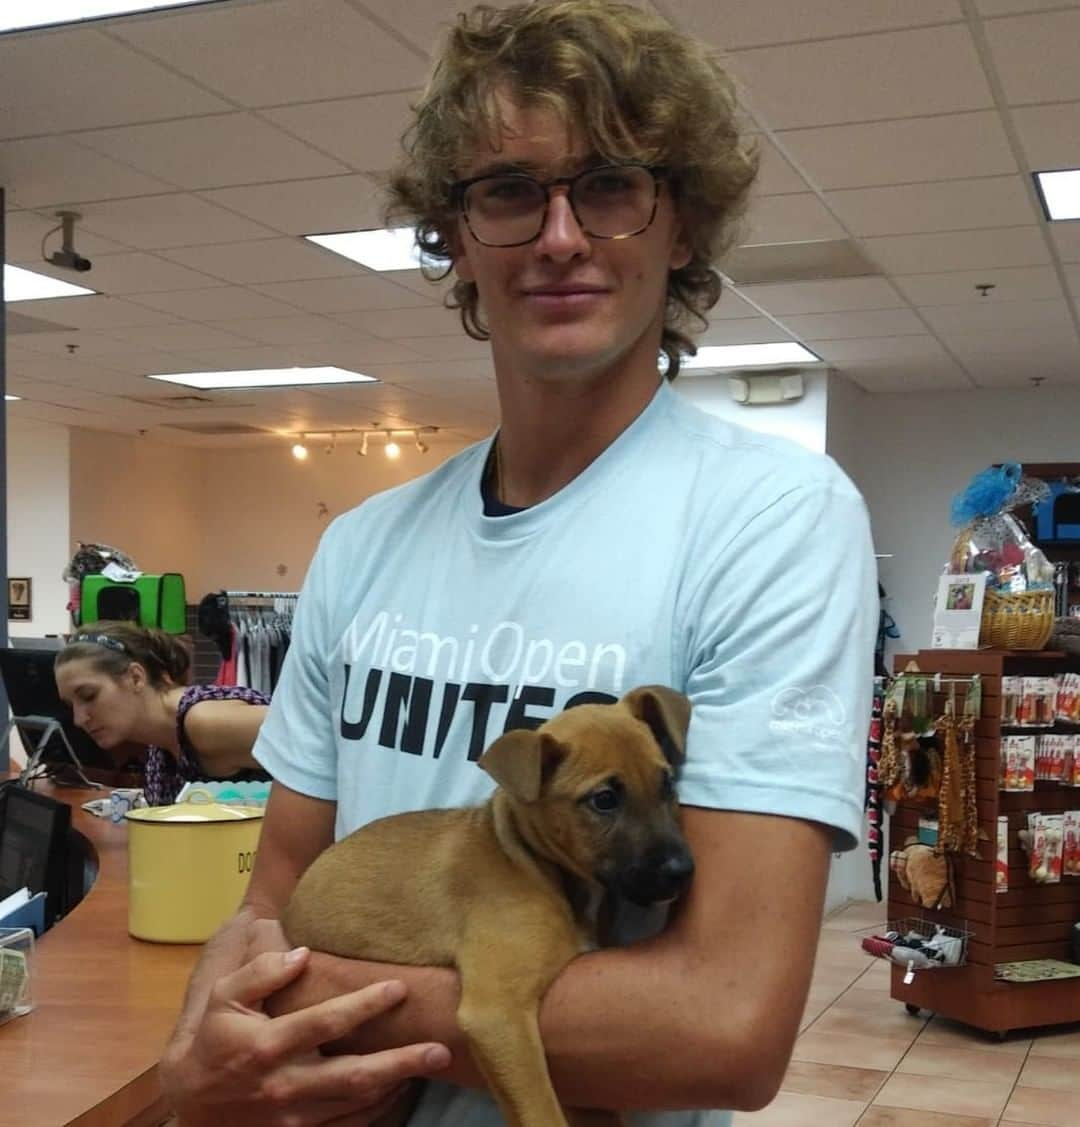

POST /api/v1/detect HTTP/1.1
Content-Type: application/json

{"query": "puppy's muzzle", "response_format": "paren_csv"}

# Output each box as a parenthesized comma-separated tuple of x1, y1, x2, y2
(618, 841, 695, 906)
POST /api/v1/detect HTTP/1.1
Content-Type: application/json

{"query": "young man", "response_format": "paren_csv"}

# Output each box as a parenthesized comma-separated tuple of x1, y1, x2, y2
(160, 3, 878, 1124)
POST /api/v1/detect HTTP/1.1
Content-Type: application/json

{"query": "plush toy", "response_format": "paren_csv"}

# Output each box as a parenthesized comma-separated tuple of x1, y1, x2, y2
(890, 836, 953, 909)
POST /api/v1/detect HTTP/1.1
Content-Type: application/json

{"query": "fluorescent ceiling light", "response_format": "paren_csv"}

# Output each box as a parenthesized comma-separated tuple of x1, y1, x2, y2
(0, 1, 210, 33)
(680, 343, 822, 370)
(4, 265, 96, 301)
(5, 395, 21, 402)
(306, 228, 428, 272)
(146, 366, 378, 390)
(1034, 169, 1080, 221)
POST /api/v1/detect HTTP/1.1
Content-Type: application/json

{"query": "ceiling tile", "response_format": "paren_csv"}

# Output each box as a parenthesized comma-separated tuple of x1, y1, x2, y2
(737, 277, 905, 315)
(285, 337, 434, 366)
(72, 193, 279, 249)
(356, 0, 517, 54)
(842, 360, 972, 392)
(1011, 102, 1080, 169)
(814, 335, 951, 363)
(823, 176, 1036, 237)
(0, 25, 229, 139)
(749, 136, 811, 196)
(672, 0, 961, 49)
(976, 0, 1080, 12)
(0, 136, 174, 209)
(155, 345, 320, 373)
(779, 308, 927, 340)
(111, 0, 429, 106)
(6, 295, 175, 330)
(984, 10, 1080, 104)
(945, 322, 1080, 357)
(261, 91, 416, 173)
(210, 315, 375, 346)
(1052, 225, 1080, 264)
(961, 347, 1080, 387)
(379, 268, 455, 302)
(333, 306, 463, 339)
(862, 226, 1050, 274)
(251, 275, 433, 314)
(361, 359, 496, 390)
(102, 323, 257, 353)
(774, 111, 1016, 190)
(78, 114, 348, 190)
(65, 252, 228, 295)
(892, 265, 1065, 306)
(919, 298, 1075, 340)
(1066, 263, 1080, 296)
(127, 286, 305, 322)
(199, 175, 386, 236)
(698, 317, 795, 346)
(159, 238, 363, 285)
(395, 335, 499, 362)
(712, 288, 778, 318)
(743, 193, 846, 244)
(728, 26, 992, 130)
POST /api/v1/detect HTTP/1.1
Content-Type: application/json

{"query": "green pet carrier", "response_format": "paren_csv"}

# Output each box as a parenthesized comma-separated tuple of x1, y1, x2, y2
(79, 573, 187, 634)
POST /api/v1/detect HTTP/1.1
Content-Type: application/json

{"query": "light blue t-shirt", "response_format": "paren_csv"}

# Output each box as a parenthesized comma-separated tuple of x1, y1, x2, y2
(254, 379, 878, 1126)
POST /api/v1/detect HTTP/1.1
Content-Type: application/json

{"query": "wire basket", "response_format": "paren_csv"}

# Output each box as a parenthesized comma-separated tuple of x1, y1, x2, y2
(979, 589, 1054, 651)
(859, 917, 973, 980)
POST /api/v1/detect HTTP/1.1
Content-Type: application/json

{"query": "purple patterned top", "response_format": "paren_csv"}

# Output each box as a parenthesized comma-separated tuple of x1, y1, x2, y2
(143, 684, 271, 806)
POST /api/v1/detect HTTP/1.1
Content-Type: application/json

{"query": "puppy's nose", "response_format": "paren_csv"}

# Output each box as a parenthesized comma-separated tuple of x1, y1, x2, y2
(620, 844, 695, 905)
(658, 851, 695, 893)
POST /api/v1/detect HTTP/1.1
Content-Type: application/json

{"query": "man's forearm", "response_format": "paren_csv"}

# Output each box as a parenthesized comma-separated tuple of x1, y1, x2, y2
(269, 935, 756, 1112)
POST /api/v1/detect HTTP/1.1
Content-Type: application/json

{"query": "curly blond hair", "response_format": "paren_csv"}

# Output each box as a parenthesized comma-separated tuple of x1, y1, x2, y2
(386, 0, 759, 377)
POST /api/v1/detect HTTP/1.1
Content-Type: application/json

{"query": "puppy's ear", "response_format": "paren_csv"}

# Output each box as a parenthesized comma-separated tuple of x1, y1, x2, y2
(478, 730, 567, 802)
(621, 685, 691, 767)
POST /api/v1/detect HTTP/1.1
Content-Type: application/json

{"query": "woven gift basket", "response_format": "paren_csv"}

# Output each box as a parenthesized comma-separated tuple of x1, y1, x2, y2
(979, 588, 1055, 650)
(947, 465, 1056, 652)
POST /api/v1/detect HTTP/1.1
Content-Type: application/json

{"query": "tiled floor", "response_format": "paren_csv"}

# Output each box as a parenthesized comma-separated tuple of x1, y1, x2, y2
(733, 900, 1080, 1127)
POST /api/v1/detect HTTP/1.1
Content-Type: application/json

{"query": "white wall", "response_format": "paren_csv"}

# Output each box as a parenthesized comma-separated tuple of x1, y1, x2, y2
(6, 418, 72, 767)
(674, 369, 829, 453)
(66, 430, 474, 600)
(6, 418, 71, 637)
(188, 437, 472, 595)
(851, 385, 1080, 665)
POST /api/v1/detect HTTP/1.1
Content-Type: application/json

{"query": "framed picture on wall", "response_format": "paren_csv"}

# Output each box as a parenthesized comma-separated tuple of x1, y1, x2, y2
(8, 577, 32, 622)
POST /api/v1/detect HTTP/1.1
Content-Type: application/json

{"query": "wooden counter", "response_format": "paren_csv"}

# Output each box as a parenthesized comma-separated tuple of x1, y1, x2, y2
(1, 783, 200, 1127)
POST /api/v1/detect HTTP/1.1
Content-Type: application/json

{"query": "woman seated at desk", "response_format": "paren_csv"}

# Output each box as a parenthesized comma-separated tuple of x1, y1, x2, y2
(54, 622, 270, 805)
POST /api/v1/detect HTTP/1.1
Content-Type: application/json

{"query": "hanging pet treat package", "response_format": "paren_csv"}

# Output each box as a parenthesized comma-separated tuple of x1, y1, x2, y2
(946, 463, 1056, 650)
(996, 816, 1009, 894)
(1064, 811, 1079, 877)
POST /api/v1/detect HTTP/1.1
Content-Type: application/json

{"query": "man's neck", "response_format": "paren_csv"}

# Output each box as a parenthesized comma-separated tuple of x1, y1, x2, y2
(490, 356, 663, 509)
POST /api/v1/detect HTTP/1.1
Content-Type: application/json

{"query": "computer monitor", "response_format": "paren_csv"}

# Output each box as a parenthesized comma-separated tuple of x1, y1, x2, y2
(0, 647, 112, 770)
(0, 784, 72, 930)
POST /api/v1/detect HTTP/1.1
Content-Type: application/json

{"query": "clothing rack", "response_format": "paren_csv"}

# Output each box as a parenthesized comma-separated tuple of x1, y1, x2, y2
(223, 591, 298, 611)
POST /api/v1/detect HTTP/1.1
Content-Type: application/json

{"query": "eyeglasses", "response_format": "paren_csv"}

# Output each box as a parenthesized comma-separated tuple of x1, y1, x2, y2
(452, 163, 667, 248)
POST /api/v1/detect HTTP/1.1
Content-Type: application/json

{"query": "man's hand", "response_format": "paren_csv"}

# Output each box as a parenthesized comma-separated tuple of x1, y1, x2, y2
(159, 943, 452, 1126)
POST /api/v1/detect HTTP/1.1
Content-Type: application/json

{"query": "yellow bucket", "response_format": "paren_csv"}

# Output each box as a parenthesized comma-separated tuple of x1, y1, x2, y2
(125, 796, 264, 943)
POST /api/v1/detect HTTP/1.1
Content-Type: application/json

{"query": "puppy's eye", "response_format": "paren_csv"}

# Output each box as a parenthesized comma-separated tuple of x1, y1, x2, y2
(588, 788, 620, 814)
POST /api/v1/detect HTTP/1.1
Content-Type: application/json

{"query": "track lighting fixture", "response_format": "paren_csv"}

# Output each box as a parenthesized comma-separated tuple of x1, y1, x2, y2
(288, 426, 437, 461)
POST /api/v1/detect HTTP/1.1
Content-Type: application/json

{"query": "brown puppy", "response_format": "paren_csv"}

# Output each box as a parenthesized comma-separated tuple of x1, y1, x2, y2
(282, 684, 695, 1127)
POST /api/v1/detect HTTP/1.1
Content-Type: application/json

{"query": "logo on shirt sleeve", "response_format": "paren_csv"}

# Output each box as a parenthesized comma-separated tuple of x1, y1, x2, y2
(769, 684, 848, 747)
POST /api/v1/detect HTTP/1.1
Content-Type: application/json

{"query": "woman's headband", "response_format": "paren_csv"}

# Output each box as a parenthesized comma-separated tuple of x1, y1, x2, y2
(70, 633, 127, 655)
